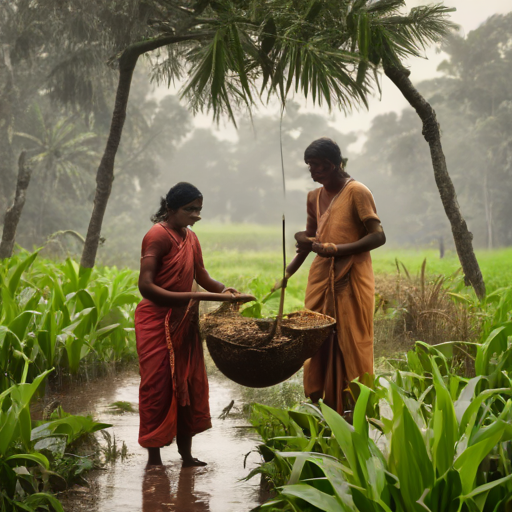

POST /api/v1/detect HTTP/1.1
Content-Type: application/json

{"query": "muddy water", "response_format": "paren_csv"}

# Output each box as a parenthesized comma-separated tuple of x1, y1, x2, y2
(56, 370, 266, 512)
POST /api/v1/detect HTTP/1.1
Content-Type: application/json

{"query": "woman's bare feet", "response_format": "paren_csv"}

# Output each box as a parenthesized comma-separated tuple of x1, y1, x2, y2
(147, 447, 163, 466)
(177, 434, 207, 467)
(182, 457, 207, 467)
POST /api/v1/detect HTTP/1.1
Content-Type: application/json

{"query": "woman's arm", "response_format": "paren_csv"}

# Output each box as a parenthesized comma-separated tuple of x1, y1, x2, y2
(195, 266, 226, 293)
(312, 219, 386, 257)
(285, 250, 310, 278)
(138, 257, 253, 307)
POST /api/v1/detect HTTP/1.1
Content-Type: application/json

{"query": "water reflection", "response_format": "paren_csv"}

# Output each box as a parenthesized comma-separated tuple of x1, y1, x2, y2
(143, 465, 210, 512)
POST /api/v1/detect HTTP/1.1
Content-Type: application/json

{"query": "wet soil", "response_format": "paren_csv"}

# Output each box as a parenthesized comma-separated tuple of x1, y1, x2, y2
(203, 309, 334, 348)
(46, 369, 268, 512)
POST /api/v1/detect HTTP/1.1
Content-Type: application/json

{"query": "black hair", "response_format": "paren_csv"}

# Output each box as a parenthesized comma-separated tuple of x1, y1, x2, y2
(151, 182, 203, 223)
(304, 137, 349, 172)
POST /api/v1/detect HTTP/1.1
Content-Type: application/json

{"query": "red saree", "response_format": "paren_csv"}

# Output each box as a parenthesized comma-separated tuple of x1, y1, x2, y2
(135, 223, 212, 448)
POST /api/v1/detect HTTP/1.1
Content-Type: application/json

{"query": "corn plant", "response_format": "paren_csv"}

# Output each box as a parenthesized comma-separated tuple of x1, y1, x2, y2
(0, 251, 139, 389)
(0, 361, 110, 512)
(250, 358, 512, 511)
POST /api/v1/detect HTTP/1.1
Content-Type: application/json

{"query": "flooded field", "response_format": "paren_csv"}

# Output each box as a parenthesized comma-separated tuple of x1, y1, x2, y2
(44, 370, 267, 512)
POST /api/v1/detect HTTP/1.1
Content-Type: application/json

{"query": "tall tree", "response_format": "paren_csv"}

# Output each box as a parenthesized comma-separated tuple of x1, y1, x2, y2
(436, 13, 512, 249)
(78, 0, 462, 272)
(0, 0, 115, 251)
(14, 104, 98, 239)
(249, 0, 487, 296)
(78, 0, 370, 268)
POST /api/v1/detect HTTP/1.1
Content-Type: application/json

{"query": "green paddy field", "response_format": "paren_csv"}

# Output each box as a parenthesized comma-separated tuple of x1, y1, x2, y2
(193, 223, 512, 304)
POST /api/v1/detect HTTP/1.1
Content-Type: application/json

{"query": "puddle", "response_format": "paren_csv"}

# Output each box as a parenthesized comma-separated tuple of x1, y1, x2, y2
(53, 370, 266, 512)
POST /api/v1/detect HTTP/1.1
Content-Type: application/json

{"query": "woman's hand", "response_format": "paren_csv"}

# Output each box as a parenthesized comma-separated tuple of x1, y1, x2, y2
(294, 231, 316, 253)
(230, 293, 256, 303)
(220, 287, 256, 303)
(271, 275, 289, 293)
(311, 242, 338, 257)
(221, 287, 239, 294)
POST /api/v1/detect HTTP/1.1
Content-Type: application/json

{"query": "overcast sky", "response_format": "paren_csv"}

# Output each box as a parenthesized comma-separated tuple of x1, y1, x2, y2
(153, 0, 512, 148)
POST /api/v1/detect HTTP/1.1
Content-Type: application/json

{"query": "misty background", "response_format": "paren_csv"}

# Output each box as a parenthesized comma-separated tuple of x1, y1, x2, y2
(1, 3, 511, 267)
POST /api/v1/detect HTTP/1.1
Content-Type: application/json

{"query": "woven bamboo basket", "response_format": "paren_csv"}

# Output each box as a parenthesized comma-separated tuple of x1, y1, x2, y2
(203, 309, 335, 388)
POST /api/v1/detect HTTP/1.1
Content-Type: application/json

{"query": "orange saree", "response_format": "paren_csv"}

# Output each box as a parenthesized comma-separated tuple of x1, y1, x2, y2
(303, 180, 380, 414)
(135, 224, 211, 448)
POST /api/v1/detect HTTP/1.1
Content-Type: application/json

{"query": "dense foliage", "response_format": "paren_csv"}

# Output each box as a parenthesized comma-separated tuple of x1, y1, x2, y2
(0, 365, 109, 512)
(0, 251, 139, 391)
(248, 293, 512, 511)
(0, 252, 139, 510)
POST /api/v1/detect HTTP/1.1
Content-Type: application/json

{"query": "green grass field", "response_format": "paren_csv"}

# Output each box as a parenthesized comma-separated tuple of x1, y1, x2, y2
(193, 223, 512, 300)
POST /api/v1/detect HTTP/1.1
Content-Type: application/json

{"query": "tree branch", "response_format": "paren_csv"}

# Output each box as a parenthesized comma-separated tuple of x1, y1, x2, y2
(384, 62, 486, 299)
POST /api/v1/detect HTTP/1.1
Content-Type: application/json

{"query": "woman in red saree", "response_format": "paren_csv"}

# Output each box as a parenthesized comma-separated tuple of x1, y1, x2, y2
(280, 139, 386, 417)
(136, 182, 254, 466)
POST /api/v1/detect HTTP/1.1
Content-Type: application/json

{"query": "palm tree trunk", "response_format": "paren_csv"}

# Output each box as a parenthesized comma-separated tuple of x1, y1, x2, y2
(0, 49, 15, 215)
(80, 49, 138, 269)
(384, 63, 486, 299)
(80, 34, 209, 269)
(0, 151, 31, 259)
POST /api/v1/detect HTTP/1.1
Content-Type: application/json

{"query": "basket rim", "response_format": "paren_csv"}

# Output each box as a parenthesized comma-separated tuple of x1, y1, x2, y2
(281, 310, 336, 331)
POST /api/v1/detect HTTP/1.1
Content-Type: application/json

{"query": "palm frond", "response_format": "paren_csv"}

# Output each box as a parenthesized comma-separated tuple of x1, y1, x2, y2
(365, 0, 404, 15)
(14, 132, 44, 147)
(379, 4, 457, 56)
(181, 21, 260, 125)
(267, 35, 369, 112)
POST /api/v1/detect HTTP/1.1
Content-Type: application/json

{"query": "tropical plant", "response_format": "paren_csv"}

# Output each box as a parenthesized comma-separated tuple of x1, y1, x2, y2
(249, 366, 512, 511)
(248, 289, 512, 512)
(14, 104, 98, 238)
(0, 362, 110, 512)
(0, 250, 139, 391)
(71, 0, 462, 272)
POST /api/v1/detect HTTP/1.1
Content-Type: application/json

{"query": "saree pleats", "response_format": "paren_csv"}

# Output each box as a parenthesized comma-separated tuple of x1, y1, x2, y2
(303, 181, 379, 415)
(135, 224, 211, 448)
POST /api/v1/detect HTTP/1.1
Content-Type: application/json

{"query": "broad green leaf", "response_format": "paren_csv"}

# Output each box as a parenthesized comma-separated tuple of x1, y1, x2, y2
(280, 483, 348, 512)
(320, 402, 360, 486)
(8, 310, 40, 341)
(75, 289, 96, 311)
(6, 453, 50, 470)
(455, 429, 505, 494)
(387, 383, 433, 511)
(462, 473, 512, 500)
(454, 377, 482, 423)
(8, 250, 39, 296)
(64, 258, 79, 290)
(431, 357, 458, 476)
(24, 492, 64, 512)
(78, 265, 93, 288)
(353, 383, 371, 439)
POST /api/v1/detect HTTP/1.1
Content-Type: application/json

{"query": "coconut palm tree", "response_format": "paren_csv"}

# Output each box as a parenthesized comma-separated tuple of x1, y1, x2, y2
(77, 0, 482, 301)
(341, 0, 486, 298)
(78, 0, 371, 268)
(254, 0, 485, 298)
(14, 104, 98, 239)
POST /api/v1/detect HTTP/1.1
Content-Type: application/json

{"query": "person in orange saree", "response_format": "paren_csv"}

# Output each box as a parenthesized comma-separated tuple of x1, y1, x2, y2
(136, 182, 254, 467)
(280, 138, 386, 417)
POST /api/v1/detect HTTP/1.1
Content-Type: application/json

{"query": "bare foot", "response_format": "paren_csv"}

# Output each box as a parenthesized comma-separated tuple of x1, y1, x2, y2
(147, 447, 163, 466)
(182, 457, 207, 467)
